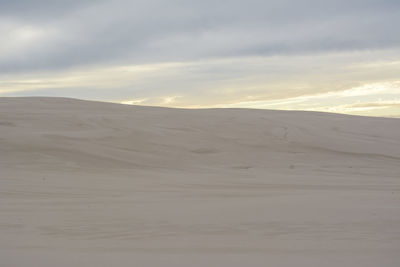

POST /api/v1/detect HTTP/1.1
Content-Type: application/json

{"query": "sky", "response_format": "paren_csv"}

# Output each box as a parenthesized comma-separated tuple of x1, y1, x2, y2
(1, 0, 400, 117)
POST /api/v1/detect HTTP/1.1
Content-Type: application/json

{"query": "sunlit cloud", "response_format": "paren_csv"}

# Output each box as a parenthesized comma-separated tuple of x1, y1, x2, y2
(120, 98, 148, 105)
(194, 81, 400, 117)
(2, 49, 400, 117)
(346, 100, 400, 109)
(162, 95, 182, 105)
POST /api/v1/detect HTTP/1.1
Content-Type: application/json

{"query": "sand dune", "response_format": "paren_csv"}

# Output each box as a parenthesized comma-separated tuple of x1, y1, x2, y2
(1, 97, 399, 266)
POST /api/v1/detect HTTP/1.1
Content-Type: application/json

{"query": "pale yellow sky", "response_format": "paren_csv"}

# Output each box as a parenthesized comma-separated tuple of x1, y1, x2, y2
(2, 49, 400, 117)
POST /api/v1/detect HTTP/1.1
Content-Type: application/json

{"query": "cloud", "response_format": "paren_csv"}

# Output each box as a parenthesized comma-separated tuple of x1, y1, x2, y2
(342, 100, 400, 109)
(2, 50, 400, 107)
(213, 80, 400, 117)
(120, 98, 148, 105)
(1, 1, 399, 117)
(0, 0, 399, 73)
(312, 100, 400, 117)
(160, 95, 181, 105)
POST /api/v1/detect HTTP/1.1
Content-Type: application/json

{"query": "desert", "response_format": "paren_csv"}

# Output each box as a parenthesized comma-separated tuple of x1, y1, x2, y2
(1, 97, 399, 266)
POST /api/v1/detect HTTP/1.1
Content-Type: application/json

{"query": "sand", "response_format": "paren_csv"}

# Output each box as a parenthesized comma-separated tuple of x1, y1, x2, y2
(1, 97, 399, 266)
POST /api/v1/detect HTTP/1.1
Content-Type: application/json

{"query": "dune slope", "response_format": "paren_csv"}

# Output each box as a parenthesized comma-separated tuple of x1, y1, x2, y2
(1, 97, 399, 267)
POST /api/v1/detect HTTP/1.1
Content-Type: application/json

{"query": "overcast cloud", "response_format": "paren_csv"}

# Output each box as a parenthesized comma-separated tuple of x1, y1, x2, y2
(1, 0, 400, 116)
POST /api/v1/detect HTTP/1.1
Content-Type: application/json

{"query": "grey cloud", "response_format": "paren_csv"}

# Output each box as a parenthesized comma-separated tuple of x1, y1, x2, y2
(0, 0, 399, 74)
(346, 101, 400, 108)
(0, 0, 96, 21)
